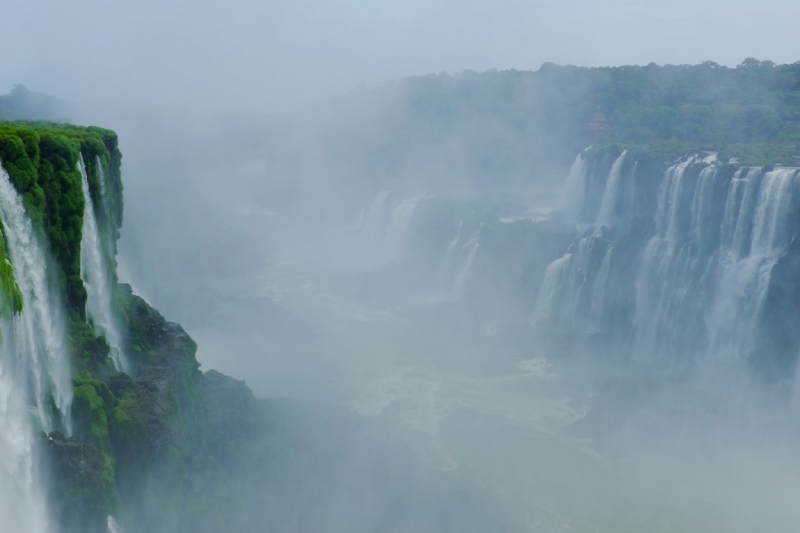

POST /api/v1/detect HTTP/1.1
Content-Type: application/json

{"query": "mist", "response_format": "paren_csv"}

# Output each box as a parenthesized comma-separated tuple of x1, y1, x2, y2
(4, 0, 800, 113)
(3, 2, 800, 532)
(53, 64, 800, 531)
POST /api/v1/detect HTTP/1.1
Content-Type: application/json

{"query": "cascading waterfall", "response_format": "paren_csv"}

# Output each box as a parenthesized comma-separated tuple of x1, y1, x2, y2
(360, 190, 392, 251)
(452, 225, 481, 299)
(439, 221, 463, 278)
(358, 191, 426, 265)
(542, 149, 800, 378)
(533, 252, 573, 323)
(430, 221, 482, 302)
(0, 165, 74, 533)
(78, 158, 128, 372)
(358, 192, 481, 300)
(0, 167, 73, 428)
(588, 245, 613, 330)
(95, 157, 118, 263)
(595, 150, 627, 227)
(559, 154, 586, 219)
(107, 515, 122, 533)
(532, 230, 612, 328)
(383, 196, 423, 263)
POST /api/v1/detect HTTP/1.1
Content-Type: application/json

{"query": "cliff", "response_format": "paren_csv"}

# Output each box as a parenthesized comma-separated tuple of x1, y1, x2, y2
(534, 145, 800, 384)
(0, 122, 285, 533)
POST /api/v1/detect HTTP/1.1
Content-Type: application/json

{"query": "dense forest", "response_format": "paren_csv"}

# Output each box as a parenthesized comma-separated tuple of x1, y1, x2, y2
(260, 58, 800, 199)
(4, 58, 799, 196)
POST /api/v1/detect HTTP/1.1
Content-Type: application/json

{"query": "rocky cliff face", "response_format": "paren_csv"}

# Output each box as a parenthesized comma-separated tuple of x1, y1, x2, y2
(0, 122, 286, 533)
(535, 145, 800, 384)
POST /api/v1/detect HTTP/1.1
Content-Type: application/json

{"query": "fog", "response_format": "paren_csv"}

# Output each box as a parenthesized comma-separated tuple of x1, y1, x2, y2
(4, 0, 800, 112)
(4, 2, 800, 532)
(61, 85, 800, 531)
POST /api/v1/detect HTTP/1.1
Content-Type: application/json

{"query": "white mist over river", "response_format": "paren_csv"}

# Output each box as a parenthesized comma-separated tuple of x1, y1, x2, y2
(77, 104, 800, 532)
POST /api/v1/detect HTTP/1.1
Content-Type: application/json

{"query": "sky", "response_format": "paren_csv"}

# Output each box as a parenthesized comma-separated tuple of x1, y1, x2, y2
(2, 0, 800, 114)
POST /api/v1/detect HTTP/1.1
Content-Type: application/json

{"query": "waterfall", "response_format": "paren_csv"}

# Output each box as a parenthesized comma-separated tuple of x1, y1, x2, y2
(704, 167, 800, 363)
(79, 158, 127, 372)
(359, 191, 424, 265)
(95, 157, 118, 262)
(107, 515, 123, 533)
(533, 230, 612, 330)
(589, 245, 614, 330)
(533, 252, 573, 322)
(360, 190, 392, 250)
(595, 150, 627, 227)
(452, 226, 481, 299)
(383, 196, 423, 262)
(540, 150, 800, 378)
(435, 221, 462, 291)
(441, 221, 462, 274)
(0, 167, 72, 429)
(0, 165, 74, 533)
(558, 154, 585, 219)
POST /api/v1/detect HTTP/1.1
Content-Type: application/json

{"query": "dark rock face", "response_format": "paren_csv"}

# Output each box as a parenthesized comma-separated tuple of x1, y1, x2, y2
(40, 432, 109, 533)
(752, 238, 800, 385)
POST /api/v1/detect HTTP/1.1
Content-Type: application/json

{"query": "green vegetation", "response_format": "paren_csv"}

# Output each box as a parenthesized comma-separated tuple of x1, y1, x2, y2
(73, 370, 114, 450)
(0, 121, 123, 320)
(0, 221, 23, 315)
(311, 59, 800, 193)
(4, 61, 799, 531)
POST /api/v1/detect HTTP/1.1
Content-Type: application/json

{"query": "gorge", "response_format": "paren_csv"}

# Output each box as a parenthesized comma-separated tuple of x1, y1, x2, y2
(2, 59, 800, 533)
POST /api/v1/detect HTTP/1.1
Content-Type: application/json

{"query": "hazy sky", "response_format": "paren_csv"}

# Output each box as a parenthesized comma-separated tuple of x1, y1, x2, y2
(2, 0, 799, 114)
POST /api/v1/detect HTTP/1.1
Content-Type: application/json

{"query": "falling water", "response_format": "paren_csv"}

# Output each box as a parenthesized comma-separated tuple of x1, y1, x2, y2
(533, 252, 573, 322)
(0, 166, 72, 429)
(704, 167, 800, 363)
(434, 221, 463, 293)
(78, 158, 127, 371)
(382, 196, 424, 263)
(361, 190, 393, 250)
(95, 157, 117, 262)
(558, 154, 586, 219)
(452, 226, 481, 299)
(595, 150, 627, 227)
(440, 221, 462, 275)
(540, 150, 800, 376)
(107, 515, 122, 533)
(0, 165, 74, 533)
(589, 245, 614, 330)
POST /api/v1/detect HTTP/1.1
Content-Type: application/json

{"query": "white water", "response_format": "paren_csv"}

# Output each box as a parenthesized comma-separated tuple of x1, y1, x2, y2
(596, 150, 627, 227)
(704, 167, 800, 363)
(358, 191, 428, 267)
(0, 166, 74, 533)
(79, 158, 127, 371)
(452, 226, 481, 299)
(543, 153, 800, 373)
(107, 515, 122, 533)
(589, 245, 613, 330)
(360, 190, 392, 251)
(95, 157, 117, 262)
(559, 154, 585, 218)
(0, 167, 72, 429)
(438, 220, 463, 282)
(382, 195, 423, 263)
(533, 252, 572, 322)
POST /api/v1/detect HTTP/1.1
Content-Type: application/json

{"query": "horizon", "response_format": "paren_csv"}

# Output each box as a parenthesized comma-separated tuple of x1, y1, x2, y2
(3, 0, 800, 114)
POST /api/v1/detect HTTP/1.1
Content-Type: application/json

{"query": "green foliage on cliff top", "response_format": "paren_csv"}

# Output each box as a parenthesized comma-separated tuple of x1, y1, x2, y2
(0, 121, 123, 318)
